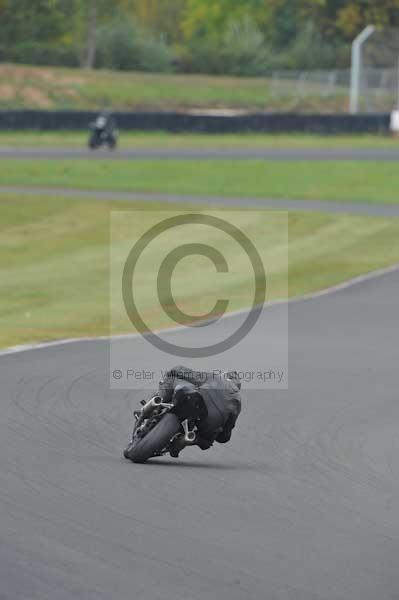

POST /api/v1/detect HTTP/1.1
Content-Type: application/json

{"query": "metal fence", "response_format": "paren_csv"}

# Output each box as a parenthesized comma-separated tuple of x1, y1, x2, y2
(269, 68, 399, 113)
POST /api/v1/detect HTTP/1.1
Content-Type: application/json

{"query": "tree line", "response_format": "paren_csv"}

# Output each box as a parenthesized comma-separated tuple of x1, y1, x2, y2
(1, 0, 399, 75)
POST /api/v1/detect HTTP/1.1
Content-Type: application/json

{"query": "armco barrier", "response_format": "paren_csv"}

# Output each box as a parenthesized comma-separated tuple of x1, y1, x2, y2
(0, 110, 391, 134)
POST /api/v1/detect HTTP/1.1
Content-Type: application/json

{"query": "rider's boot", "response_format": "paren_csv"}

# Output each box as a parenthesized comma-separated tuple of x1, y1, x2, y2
(169, 434, 190, 458)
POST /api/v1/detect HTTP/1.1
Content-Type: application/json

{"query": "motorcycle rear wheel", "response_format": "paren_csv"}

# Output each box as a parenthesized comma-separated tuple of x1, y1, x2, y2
(125, 412, 181, 463)
(107, 134, 117, 150)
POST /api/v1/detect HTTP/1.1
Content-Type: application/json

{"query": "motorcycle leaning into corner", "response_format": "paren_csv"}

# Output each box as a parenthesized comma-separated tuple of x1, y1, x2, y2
(88, 112, 118, 150)
(123, 369, 242, 464)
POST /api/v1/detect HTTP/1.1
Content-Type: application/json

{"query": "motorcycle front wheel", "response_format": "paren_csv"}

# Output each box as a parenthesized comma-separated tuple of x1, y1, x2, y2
(125, 412, 181, 463)
(88, 132, 99, 149)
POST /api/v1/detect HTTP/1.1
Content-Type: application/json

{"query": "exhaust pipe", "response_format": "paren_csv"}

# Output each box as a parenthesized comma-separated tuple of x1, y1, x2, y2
(184, 430, 197, 445)
(141, 395, 162, 417)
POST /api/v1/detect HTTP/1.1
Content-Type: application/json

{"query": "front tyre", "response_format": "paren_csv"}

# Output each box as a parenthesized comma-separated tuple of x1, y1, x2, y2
(88, 132, 99, 149)
(125, 413, 181, 463)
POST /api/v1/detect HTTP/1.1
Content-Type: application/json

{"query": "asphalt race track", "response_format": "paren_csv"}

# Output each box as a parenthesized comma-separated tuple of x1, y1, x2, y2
(2, 146, 399, 161)
(2, 185, 399, 217)
(1, 269, 399, 600)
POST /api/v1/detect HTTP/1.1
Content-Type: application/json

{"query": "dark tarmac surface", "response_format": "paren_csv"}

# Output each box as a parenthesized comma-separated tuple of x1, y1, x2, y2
(1, 185, 399, 217)
(1, 269, 399, 599)
(2, 146, 399, 161)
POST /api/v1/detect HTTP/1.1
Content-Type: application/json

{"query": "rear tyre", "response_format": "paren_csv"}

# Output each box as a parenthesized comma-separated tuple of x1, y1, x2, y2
(126, 413, 181, 463)
(107, 134, 117, 150)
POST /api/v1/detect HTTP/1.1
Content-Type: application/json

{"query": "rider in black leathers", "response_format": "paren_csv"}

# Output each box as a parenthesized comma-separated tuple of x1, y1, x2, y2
(158, 366, 242, 456)
(88, 111, 117, 149)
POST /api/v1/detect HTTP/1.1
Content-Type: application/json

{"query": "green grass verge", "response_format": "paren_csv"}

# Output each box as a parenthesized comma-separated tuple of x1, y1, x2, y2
(1, 193, 399, 348)
(0, 131, 397, 150)
(0, 63, 346, 112)
(1, 159, 398, 205)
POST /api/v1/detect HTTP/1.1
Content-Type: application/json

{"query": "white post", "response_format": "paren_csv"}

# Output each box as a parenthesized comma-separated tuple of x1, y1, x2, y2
(390, 56, 399, 134)
(397, 56, 399, 110)
(349, 25, 375, 114)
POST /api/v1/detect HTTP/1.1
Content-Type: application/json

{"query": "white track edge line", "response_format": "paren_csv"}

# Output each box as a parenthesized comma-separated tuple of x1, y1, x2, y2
(1, 262, 398, 357)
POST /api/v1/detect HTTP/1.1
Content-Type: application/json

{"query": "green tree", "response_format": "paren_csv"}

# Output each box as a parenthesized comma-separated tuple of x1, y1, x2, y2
(96, 12, 173, 72)
(133, 0, 187, 42)
(0, 0, 69, 45)
(79, 0, 137, 68)
(337, 0, 399, 38)
(0, 0, 78, 64)
(295, 0, 399, 40)
(181, 0, 265, 41)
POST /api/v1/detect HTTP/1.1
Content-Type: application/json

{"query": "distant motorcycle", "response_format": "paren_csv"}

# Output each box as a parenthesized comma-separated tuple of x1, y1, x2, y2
(123, 393, 205, 463)
(88, 113, 118, 150)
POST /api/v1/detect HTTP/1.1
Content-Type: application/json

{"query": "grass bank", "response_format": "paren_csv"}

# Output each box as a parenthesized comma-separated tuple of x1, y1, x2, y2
(1, 159, 397, 205)
(0, 63, 346, 112)
(1, 194, 398, 348)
